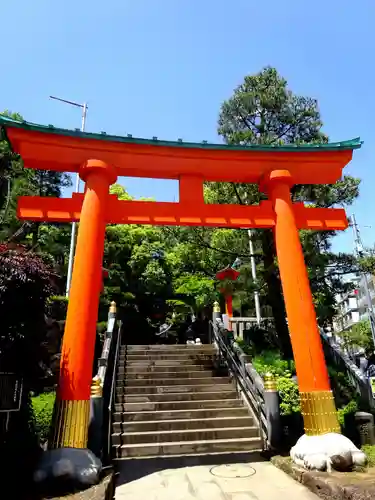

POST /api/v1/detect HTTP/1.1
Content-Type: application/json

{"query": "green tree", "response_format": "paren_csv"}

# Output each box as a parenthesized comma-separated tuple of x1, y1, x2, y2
(0, 110, 72, 245)
(0, 111, 32, 233)
(343, 319, 373, 352)
(0, 244, 58, 378)
(216, 66, 360, 358)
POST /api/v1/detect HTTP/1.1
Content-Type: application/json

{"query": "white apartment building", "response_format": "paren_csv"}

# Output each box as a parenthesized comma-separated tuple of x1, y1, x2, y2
(357, 274, 375, 321)
(332, 288, 360, 334)
(332, 274, 375, 335)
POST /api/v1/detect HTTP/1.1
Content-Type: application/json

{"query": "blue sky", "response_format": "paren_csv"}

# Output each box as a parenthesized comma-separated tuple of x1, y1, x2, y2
(2, 0, 374, 253)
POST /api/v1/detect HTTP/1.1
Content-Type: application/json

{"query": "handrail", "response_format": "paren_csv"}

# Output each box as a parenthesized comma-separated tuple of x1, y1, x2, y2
(105, 319, 122, 462)
(94, 302, 118, 392)
(321, 332, 367, 381)
(320, 331, 374, 408)
(210, 320, 268, 450)
(89, 301, 122, 463)
(230, 315, 374, 408)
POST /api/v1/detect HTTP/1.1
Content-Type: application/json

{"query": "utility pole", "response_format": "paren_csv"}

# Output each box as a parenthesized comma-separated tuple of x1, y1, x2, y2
(49, 96, 88, 297)
(247, 229, 262, 324)
(350, 214, 375, 349)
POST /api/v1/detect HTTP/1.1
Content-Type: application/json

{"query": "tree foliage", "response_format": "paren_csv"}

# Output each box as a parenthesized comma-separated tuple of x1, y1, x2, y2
(218, 67, 327, 146)
(343, 319, 373, 352)
(0, 244, 58, 380)
(0, 71, 365, 364)
(0, 110, 72, 244)
(212, 66, 361, 356)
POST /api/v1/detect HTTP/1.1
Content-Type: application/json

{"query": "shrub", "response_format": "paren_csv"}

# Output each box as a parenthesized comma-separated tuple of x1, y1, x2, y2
(362, 444, 375, 467)
(277, 375, 301, 415)
(97, 321, 108, 335)
(241, 349, 300, 416)
(337, 399, 358, 427)
(0, 246, 57, 379)
(47, 295, 68, 321)
(32, 391, 55, 442)
(241, 323, 280, 353)
(252, 350, 295, 377)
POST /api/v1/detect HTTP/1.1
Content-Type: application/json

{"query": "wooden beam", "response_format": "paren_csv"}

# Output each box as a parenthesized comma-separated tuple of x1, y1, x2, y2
(17, 195, 348, 230)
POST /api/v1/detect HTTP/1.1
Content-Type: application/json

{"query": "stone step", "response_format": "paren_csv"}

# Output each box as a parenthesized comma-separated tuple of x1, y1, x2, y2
(118, 377, 230, 387)
(121, 354, 215, 362)
(116, 390, 237, 403)
(113, 415, 254, 433)
(124, 345, 215, 351)
(120, 364, 208, 374)
(112, 425, 259, 446)
(116, 384, 233, 396)
(122, 359, 214, 367)
(113, 406, 249, 422)
(113, 436, 262, 458)
(115, 398, 243, 413)
(123, 370, 214, 380)
(122, 348, 216, 356)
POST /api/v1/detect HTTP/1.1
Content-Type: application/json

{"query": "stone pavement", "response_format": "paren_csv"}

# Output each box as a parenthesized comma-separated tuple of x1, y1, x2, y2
(115, 453, 318, 500)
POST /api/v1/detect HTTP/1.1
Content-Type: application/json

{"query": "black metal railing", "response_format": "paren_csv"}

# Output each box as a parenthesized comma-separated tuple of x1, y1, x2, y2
(320, 331, 374, 408)
(230, 315, 375, 410)
(89, 302, 122, 463)
(102, 319, 122, 463)
(210, 320, 268, 450)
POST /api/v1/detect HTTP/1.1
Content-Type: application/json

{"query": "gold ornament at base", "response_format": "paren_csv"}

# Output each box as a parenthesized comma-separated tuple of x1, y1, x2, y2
(300, 390, 341, 436)
(50, 398, 90, 449)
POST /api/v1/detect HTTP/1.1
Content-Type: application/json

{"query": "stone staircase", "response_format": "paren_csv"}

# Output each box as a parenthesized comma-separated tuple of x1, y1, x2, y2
(112, 344, 262, 459)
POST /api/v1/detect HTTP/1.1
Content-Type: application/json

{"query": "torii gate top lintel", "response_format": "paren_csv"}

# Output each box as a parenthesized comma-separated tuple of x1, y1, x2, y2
(0, 116, 361, 184)
(0, 116, 362, 230)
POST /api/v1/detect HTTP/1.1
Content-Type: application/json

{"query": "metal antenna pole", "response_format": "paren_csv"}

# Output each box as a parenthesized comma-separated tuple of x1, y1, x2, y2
(248, 229, 262, 324)
(49, 96, 88, 297)
(350, 214, 375, 349)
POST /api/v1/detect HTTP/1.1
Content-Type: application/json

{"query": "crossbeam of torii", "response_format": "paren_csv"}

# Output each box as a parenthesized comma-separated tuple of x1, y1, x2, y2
(0, 115, 361, 458)
(17, 189, 348, 230)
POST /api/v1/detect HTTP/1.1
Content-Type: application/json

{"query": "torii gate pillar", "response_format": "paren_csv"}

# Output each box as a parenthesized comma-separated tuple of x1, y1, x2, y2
(263, 170, 340, 435)
(51, 160, 117, 449)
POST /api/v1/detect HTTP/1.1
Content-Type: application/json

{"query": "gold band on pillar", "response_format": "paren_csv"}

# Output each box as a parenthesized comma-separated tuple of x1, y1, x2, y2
(300, 390, 341, 435)
(50, 399, 90, 449)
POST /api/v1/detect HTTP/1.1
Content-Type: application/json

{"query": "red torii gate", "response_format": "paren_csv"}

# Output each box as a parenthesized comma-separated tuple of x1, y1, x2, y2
(216, 266, 240, 321)
(0, 115, 361, 450)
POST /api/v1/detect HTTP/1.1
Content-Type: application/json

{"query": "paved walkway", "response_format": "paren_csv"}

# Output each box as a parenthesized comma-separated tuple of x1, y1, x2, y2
(115, 454, 317, 500)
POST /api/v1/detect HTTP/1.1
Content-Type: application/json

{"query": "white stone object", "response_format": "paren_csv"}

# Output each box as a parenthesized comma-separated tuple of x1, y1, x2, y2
(222, 314, 230, 330)
(195, 338, 202, 345)
(290, 433, 367, 473)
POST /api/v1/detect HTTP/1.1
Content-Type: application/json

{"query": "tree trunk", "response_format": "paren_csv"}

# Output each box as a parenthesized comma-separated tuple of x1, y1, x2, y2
(261, 229, 293, 359)
(32, 222, 40, 249)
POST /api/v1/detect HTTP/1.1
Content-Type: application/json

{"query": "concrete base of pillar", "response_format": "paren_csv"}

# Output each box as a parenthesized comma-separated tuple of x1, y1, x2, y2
(290, 433, 367, 473)
(33, 447, 102, 496)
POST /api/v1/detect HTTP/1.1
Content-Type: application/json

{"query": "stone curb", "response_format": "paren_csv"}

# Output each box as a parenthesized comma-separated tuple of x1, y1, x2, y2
(271, 456, 375, 500)
(43, 471, 114, 500)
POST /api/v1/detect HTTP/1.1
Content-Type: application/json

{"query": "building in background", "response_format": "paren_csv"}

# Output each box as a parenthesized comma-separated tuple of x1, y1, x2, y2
(332, 278, 361, 335)
(358, 274, 375, 321)
(332, 274, 375, 336)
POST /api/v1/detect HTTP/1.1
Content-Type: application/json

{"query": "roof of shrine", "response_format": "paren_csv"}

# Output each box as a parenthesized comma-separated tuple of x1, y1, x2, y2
(0, 115, 362, 153)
